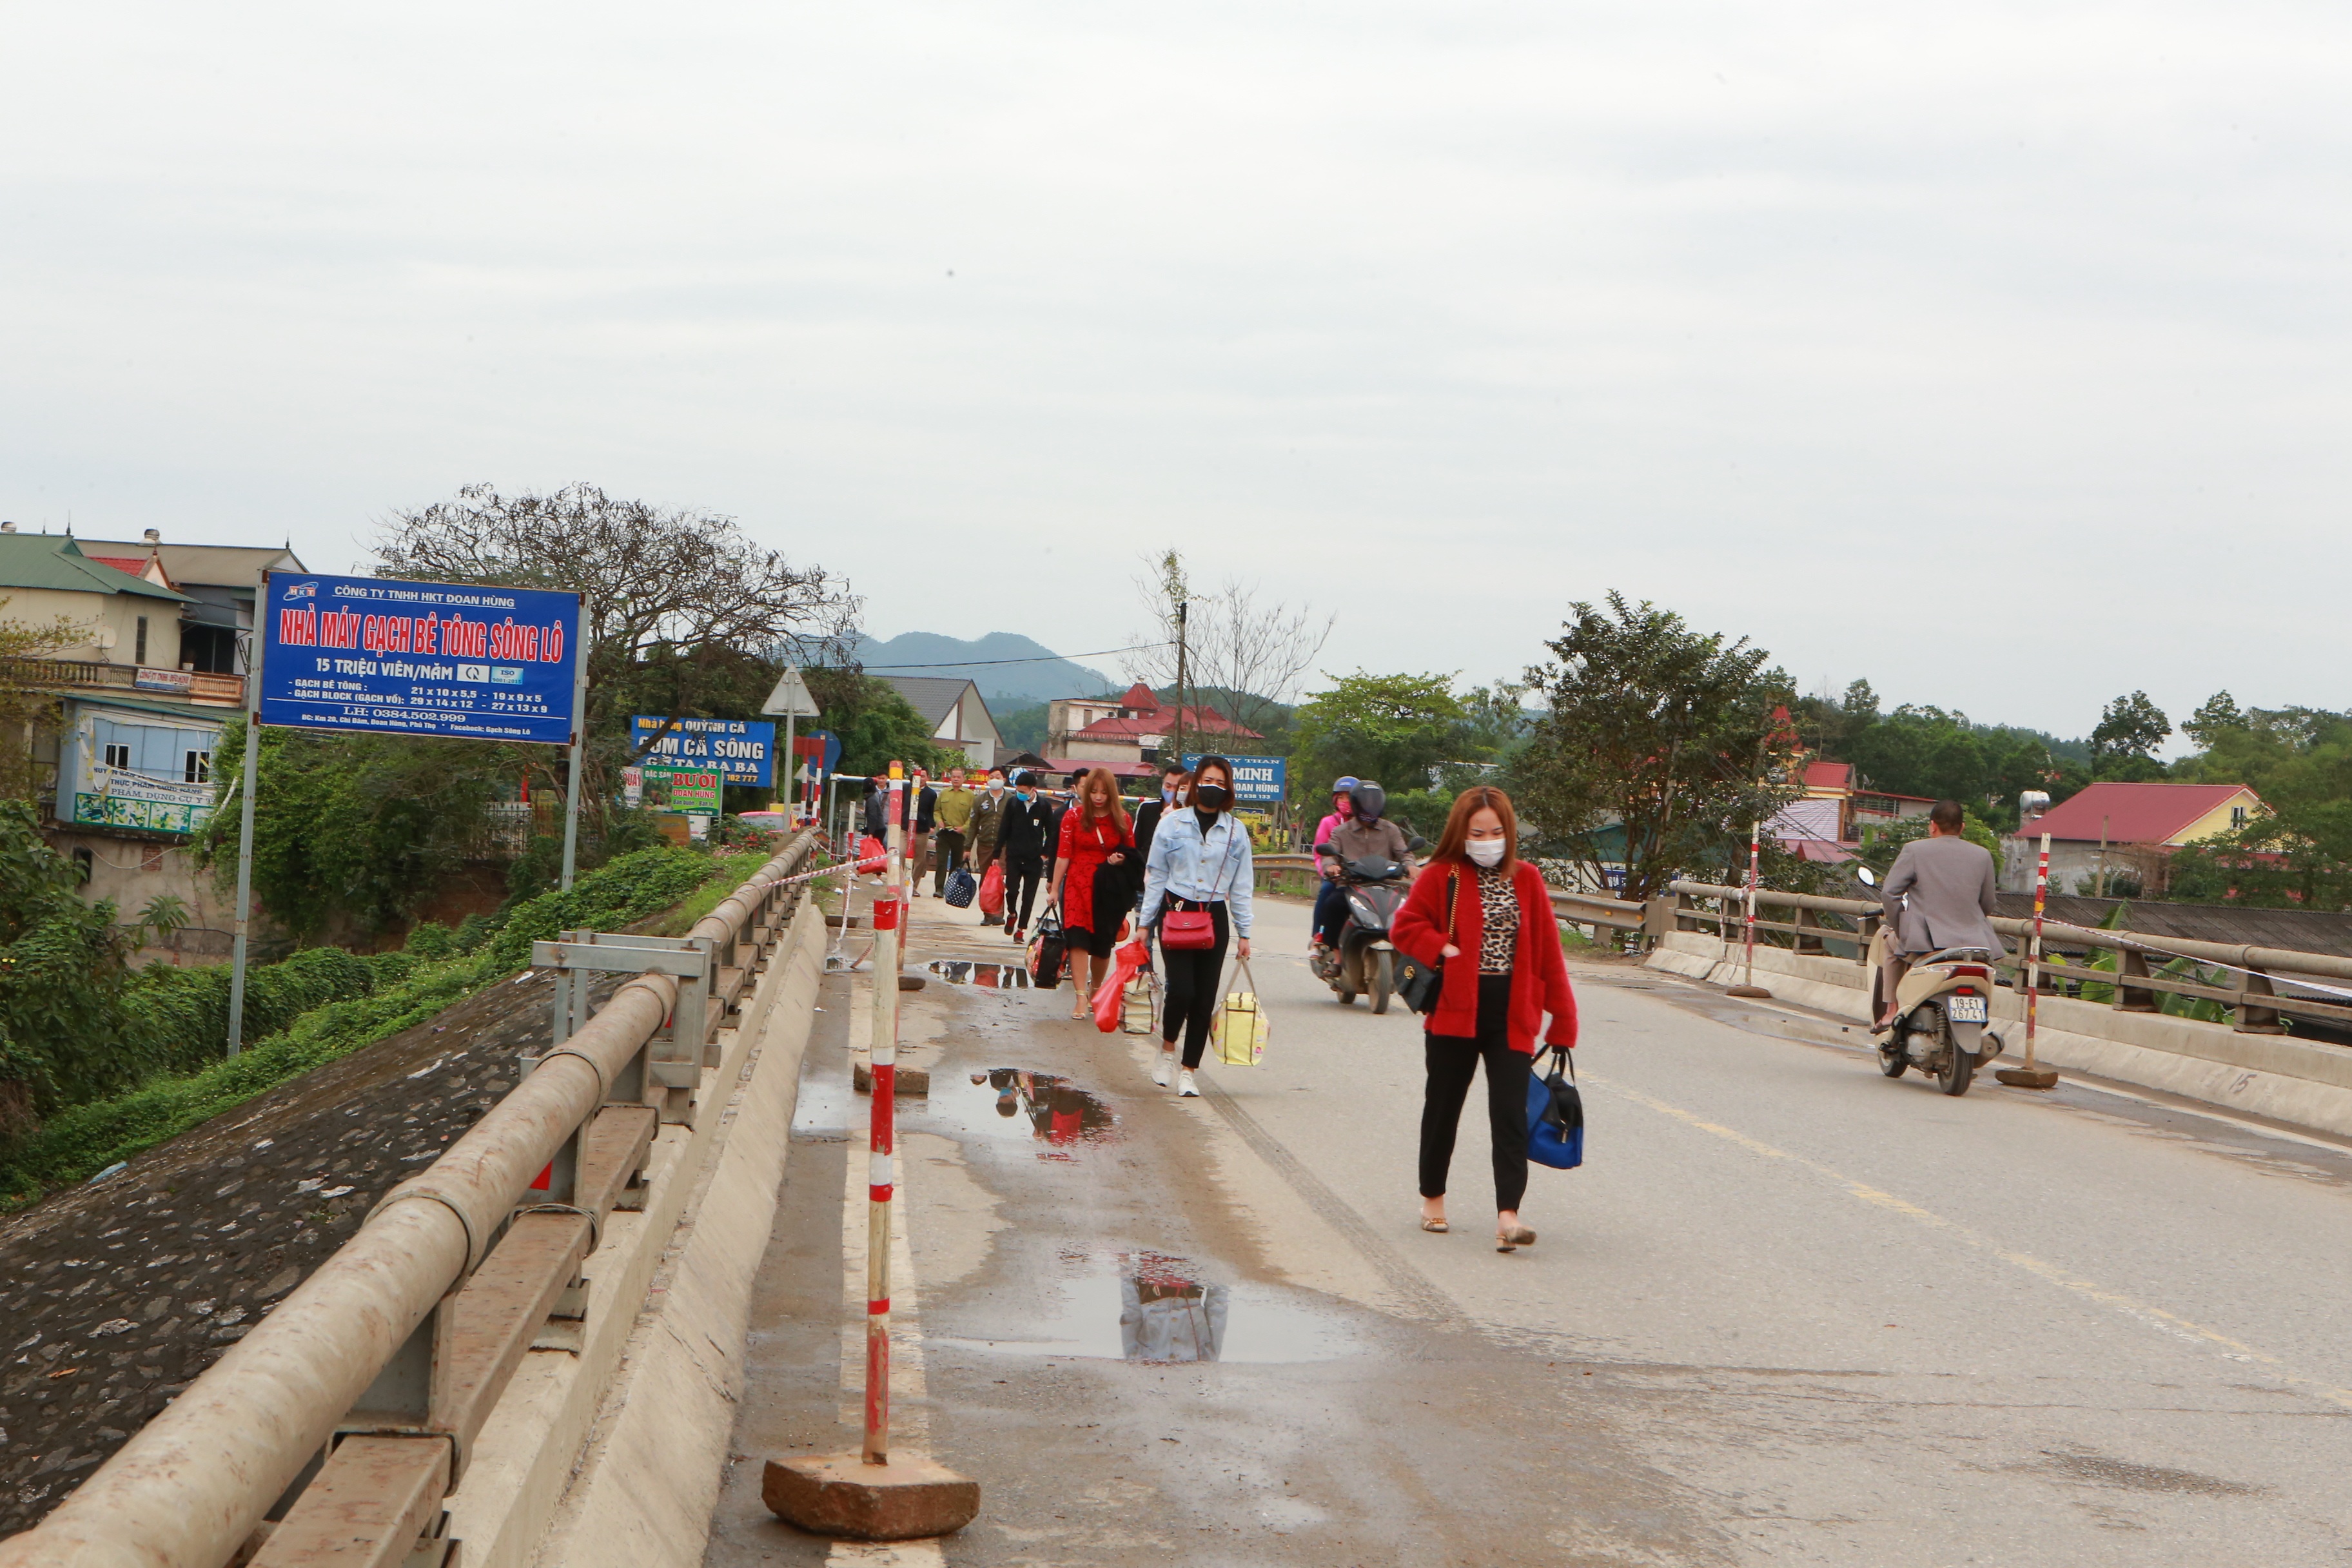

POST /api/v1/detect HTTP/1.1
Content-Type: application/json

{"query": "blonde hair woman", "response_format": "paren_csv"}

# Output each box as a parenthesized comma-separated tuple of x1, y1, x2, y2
(1049, 767, 1137, 1018)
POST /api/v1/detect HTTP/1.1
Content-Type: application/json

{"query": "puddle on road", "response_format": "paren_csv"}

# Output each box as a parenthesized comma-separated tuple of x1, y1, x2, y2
(925, 959, 1032, 988)
(941, 1251, 1358, 1365)
(923, 1068, 1118, 1153)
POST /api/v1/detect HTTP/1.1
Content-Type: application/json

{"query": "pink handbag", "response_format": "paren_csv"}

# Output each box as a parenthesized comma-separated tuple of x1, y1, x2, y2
(1161, 905, 1215, 949)
(1158, 825, 1240, 949)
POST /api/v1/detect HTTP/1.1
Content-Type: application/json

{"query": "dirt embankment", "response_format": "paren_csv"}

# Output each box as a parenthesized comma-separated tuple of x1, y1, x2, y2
(0, 966, 582, 1534)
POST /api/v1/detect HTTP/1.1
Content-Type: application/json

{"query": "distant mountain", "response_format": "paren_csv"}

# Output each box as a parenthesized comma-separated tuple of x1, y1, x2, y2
(852, 632, 1117, 706)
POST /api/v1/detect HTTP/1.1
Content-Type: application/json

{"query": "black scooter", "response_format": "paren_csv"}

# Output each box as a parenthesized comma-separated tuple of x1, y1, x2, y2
(1310, 847, 1416, 1012)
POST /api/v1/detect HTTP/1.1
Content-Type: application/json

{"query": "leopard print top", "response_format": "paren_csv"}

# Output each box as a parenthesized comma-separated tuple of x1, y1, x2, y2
(1476, 863, 1518, 973)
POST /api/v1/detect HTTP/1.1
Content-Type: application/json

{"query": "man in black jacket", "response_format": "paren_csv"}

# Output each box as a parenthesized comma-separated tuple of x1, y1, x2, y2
(1131, 760, 1186, 865)
(995, 770, 1054, 941)
(902, 766, 939, 895)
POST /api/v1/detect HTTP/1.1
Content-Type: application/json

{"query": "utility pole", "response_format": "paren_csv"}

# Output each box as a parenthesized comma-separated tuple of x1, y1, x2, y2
(1171, 597, 1190, 768)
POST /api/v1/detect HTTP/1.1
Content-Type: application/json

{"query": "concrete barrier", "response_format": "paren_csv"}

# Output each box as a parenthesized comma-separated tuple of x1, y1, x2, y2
(432, 885, 824, 1568)
(1647, 931, 2352, 1139)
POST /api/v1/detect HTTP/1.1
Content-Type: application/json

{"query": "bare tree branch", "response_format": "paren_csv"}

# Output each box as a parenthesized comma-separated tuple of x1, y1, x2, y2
(1122, 551, 1331, 737)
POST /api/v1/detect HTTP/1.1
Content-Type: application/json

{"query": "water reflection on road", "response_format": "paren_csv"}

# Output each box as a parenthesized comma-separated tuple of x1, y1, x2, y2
(940, 1250, 1358, 1366)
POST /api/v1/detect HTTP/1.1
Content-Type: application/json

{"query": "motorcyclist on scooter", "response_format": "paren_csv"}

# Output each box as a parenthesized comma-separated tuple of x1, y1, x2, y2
(1876, 799, 2007, 1029)
(1320, 781, 1416, 881)
(1309, 777, 1360, 956)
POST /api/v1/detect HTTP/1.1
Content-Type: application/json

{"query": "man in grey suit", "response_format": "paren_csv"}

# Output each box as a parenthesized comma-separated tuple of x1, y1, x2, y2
(1877, 799, 2007, 1028)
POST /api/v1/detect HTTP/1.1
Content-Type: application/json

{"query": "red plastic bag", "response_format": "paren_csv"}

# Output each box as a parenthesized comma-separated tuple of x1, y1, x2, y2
(978, 861, 1004, 917)
(1092, 939, 1150, 1033)
(857, 834, 887, 874)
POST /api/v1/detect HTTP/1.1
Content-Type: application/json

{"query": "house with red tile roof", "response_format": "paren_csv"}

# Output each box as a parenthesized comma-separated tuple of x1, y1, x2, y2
(1046, 681, 1260, 768)
(2006, 780, 2264, 896)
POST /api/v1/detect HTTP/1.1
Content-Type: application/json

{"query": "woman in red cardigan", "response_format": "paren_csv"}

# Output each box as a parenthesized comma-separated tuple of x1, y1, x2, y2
(1391, 785, 1578, 1252)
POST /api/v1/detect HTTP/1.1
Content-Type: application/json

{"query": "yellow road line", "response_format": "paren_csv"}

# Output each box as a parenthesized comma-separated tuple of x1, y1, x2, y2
(1591, 1072, 2352, 1408)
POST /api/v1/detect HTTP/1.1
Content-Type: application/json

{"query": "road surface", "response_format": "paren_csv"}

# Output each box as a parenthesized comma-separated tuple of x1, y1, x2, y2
(707, 885, 2352, 1566)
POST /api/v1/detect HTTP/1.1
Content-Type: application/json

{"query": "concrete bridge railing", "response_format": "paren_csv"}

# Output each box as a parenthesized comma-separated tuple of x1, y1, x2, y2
(0, 831, 825, 1568)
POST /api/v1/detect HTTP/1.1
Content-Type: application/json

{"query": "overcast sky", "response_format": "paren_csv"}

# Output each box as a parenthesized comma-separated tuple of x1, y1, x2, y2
(4, 3, 2344, 748)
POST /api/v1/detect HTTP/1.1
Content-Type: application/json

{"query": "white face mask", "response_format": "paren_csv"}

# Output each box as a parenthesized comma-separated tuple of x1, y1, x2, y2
(988, 779, 1003, 794)
(1466, 838, 1507, 868)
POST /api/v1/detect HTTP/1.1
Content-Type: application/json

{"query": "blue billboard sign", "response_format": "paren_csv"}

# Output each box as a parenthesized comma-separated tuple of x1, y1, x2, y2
(257, 572, 582, 745)
(631, 716, 776, 787)
(1183, 753, 1286, 804)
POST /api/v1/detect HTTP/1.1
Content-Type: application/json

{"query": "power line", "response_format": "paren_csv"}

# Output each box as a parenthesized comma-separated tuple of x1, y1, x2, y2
(850, 641, 1170, 672)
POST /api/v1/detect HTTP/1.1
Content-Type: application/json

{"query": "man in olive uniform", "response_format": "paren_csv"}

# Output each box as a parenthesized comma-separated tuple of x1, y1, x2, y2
(968, 767, 1010, 925)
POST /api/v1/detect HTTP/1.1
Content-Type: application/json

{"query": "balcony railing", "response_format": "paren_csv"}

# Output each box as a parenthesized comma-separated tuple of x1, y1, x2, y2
(0, 656, 244, 705)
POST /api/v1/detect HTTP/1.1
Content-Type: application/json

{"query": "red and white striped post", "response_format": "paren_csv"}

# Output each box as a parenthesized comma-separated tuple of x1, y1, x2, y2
(763, 770, 978, 1540)
(865, 760, 905, 1464)
(2003, 830, 2061, 1088)
(1729, 819, 1772, 997)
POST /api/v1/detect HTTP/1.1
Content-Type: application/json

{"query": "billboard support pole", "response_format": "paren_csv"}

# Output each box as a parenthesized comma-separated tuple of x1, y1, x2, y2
(224, 574, 270, 1060)
(560, 605, 591, 891)
(783, 711, 796, 821)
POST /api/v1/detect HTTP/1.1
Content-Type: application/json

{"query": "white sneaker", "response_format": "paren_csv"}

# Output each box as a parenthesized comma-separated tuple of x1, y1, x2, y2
(1177, 1069, 1199, 1098)
(1152, 1053, 1174, 1088)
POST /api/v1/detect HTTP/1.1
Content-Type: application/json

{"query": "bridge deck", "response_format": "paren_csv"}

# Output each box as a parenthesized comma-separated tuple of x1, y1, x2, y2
(694, 890, 2352, 1565)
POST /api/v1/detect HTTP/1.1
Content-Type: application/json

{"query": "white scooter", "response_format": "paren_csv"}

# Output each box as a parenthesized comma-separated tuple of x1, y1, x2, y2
(1856, 865, 2008, 1097)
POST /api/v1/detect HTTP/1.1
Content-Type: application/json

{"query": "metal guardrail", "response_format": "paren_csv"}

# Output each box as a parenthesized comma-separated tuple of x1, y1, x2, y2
(1253, 853, 1649, 934)
(0, 831, 821, 1568)
(1665, 878, 2352, 1035)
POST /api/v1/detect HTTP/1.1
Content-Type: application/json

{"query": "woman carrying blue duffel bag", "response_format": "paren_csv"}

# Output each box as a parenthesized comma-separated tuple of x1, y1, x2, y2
(1392, 785, 1579, 1253)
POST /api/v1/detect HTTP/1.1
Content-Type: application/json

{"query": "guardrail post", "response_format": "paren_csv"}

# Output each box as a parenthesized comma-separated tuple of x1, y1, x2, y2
(2115, 948, 2159, 1013)
(2237, 966, 2287, 1034)
(1856, 912, 1879, 968)
(1793, 905, 1826, 956)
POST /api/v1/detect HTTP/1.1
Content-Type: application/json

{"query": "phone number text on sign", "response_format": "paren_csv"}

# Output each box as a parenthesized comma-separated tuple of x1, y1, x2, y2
(257, 572, 583, 745)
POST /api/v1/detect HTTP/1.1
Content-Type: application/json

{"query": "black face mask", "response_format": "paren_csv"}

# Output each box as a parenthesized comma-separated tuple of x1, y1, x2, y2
(1195, 783, 1231, 810)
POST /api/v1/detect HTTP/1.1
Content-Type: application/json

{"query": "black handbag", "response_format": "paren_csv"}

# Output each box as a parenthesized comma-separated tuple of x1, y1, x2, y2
(1026, 910, 1068, 990)
(1398, 870, 1456, 1015)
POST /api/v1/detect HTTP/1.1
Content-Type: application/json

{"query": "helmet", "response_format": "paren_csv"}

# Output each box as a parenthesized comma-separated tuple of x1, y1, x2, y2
(1349, 781, 1386, 823)
(1331, 776, 1360, 795)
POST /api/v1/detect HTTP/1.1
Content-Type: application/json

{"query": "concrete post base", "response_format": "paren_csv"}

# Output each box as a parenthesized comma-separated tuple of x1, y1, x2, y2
(1727, 984, 1773, 998)
(762, 1454, 979, 1541)
(1995, 1066, 2061, 1089)
(853, 1061, 930, 1095)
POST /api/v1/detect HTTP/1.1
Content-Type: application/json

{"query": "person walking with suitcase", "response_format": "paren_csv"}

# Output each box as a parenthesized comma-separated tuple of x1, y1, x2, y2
(969, 768, 1009, 925)
(933, 765, 975, 897)
(995, 770, 1054, 942)
(1391, 785, 1577, 1253)
(1139, 756, 1254, 1099)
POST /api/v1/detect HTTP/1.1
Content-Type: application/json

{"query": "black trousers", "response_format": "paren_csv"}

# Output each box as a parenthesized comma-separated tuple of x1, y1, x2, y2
(1004, 852, 1044, 933)
(932, 829, 966, 895)
(1420, 974, 1532, 1213)
(1159, 899, 1231, 1069)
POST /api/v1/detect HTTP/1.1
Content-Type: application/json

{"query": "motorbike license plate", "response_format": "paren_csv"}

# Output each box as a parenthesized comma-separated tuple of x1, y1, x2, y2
(1946, 994, 1988, 1023)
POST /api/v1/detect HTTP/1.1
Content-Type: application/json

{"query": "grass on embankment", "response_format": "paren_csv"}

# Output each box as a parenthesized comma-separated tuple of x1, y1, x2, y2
(0, 844, 769, 1211)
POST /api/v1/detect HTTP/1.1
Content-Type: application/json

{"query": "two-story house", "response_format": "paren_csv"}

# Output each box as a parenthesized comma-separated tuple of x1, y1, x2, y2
(2, 525, 305, 955)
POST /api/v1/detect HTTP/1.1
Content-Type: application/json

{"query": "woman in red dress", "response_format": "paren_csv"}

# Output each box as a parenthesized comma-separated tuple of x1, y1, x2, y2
(1049, 767, 1136, 1019)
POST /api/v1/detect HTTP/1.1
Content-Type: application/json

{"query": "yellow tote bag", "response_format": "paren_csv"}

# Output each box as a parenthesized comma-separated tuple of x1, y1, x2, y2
(1211, 957, 1269, 1067)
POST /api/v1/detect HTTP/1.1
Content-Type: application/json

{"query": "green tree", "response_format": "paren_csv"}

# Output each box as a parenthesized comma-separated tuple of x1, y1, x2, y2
(2092, 691, 2171, 778)
(2165, 704, 2352, 908)
(0, 596, 88, 805)
(1856, 808, 2005, 874)
(1511, 593, 1799, 902)
(2182, 691, 2244, 749)
(197, 718, 513, 943)
(0, 801, 141, 1134)
(1289, 672, 1471, 798)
